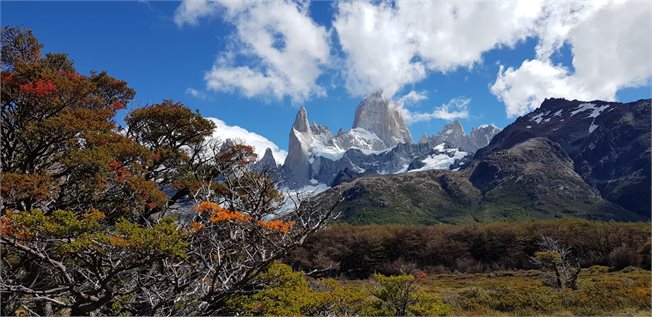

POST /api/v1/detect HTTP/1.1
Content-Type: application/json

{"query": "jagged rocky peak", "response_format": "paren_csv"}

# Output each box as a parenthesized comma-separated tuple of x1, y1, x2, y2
(352, 90, 414, 146)
(251, 147, 277, 172)
(418, 133, 429, 144)
(284, 107, 315, 187)
(260, 148, 276, 166)
(443, 120, 465, 135)
(293, 106, 310, 133)
(420, 120, 501, 153)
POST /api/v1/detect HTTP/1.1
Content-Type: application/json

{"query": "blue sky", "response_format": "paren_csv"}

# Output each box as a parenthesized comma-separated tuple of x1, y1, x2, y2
(3, 1, 651, 162)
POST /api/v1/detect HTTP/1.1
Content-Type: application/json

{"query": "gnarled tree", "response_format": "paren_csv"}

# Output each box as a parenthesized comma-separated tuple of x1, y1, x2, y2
(0, 26, 339, 316)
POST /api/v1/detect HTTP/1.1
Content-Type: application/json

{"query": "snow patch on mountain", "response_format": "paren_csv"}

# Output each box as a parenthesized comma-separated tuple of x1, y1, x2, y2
(408, 144, 468, 172)
(571, 103, 610, 118)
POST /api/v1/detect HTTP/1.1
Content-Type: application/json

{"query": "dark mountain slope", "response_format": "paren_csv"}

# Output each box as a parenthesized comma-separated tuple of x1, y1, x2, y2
(476, 98, 651, 216)
(317, 98, 650, 224)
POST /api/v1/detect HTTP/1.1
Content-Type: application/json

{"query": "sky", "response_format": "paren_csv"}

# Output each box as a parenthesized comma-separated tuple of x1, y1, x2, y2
(3, 0, 652, 163)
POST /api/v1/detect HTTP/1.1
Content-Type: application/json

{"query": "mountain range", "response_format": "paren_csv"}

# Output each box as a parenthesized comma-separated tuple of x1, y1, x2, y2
(247, 91, 650, 224)
(278, 91, 500, 188)
(313, 98, 650, 224)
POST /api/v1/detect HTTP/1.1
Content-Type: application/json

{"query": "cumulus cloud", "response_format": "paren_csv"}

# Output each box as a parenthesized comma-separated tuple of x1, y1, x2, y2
(492, 1, 652, 117)
(334, 0, 545, 97)
(207, 117, 288, 164)
(398, 97, 470, 124)
(175, 0, 331, 103)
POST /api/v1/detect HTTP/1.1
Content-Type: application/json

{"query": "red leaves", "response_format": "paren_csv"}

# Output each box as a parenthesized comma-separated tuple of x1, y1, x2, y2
(19, 80, 57, 97)
(112, 101, 125, 111)
(414, 271, 428, 281)
(218, 144, 257, 167)
(63, 70, 81, 81)
(149, 151, 161, 163)
(1, 72, 15, 83)
(108, 159, 122, 171)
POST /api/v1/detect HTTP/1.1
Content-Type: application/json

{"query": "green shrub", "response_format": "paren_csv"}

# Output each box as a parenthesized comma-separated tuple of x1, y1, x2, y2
(587, 265, 609, 273)
(226, 263, 317, 316)
(309, 278, 377, 316)
(372, 273, 451, 316)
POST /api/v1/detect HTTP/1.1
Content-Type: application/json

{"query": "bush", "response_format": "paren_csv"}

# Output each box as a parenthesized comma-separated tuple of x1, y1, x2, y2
(453, 285, 562, 315)
(587, 265, 609, 274)
(372, 273, 451, 316)
(226, 263, 317, 316)
(310, 279, 377, 316)
(609, 245, 642, 270)
(568, 280, 651, 315)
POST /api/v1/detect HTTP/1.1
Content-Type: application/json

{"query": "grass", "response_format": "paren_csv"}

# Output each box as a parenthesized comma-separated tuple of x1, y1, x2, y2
(337, 268, 652, 316)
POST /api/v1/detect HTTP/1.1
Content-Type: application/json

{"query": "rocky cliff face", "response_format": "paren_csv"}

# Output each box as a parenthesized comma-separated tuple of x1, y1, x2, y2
(283, 108, 314, 187)
(476, 98, 651, 216)
(419, 121, 501, 153)
(316, 98, 651, 224)
(352, 91, 414, 146)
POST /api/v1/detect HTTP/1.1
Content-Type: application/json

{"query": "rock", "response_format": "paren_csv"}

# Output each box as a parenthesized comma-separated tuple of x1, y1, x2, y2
(352, 90, 413, 146)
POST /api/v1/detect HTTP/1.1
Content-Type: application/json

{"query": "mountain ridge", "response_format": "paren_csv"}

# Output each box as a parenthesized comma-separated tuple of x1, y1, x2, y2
(280, 91, 499, 188)
(315, 98, 651, 224)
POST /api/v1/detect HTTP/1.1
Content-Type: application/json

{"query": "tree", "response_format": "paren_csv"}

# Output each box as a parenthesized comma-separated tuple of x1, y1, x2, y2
(532, 236, 581, 290)
(0, 26, 339, 316)
(372, 272, 450, 316)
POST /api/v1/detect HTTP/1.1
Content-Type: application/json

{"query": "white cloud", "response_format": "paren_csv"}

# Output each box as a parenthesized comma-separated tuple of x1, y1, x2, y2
(334, 0, 545, 97)
(397, 90, 428, 107)
(174, 0, 220, 27)
(175, 0, 331, 103)
(185, 88, 209, 100)
(492, 1, 652, 117)
(398, 97, 470, 124)
(207, 117, 288, 164)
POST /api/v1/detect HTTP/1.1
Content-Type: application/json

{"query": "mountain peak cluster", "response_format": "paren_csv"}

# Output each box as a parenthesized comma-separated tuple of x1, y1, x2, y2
(247, 91, 650, 223)
(273, 91, 501, 187)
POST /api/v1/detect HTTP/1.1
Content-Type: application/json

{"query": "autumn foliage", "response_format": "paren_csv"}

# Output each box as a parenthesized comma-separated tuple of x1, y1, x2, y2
(0, 26, 337, 316)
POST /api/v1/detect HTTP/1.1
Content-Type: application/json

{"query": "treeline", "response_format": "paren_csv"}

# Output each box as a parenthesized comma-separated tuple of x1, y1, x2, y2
(287, 219, 651, 278)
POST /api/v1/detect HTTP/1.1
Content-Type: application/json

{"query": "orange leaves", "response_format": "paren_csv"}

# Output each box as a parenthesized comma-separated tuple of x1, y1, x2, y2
(195, 202, 252, 223)
(194, 201, 221, 213)
(194, 201, 293, 233)
(257, 220, 295, 233)
(84, 209, 106, 221)
(107, 236, 127, 246)
(63, 70, 81, 81)
(209, 209, 252, 223)
(0, 211, 30, 240)
(1, 173, 55, 205)
(189, 221, 205, 233)
(19, 80, 57, 97)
